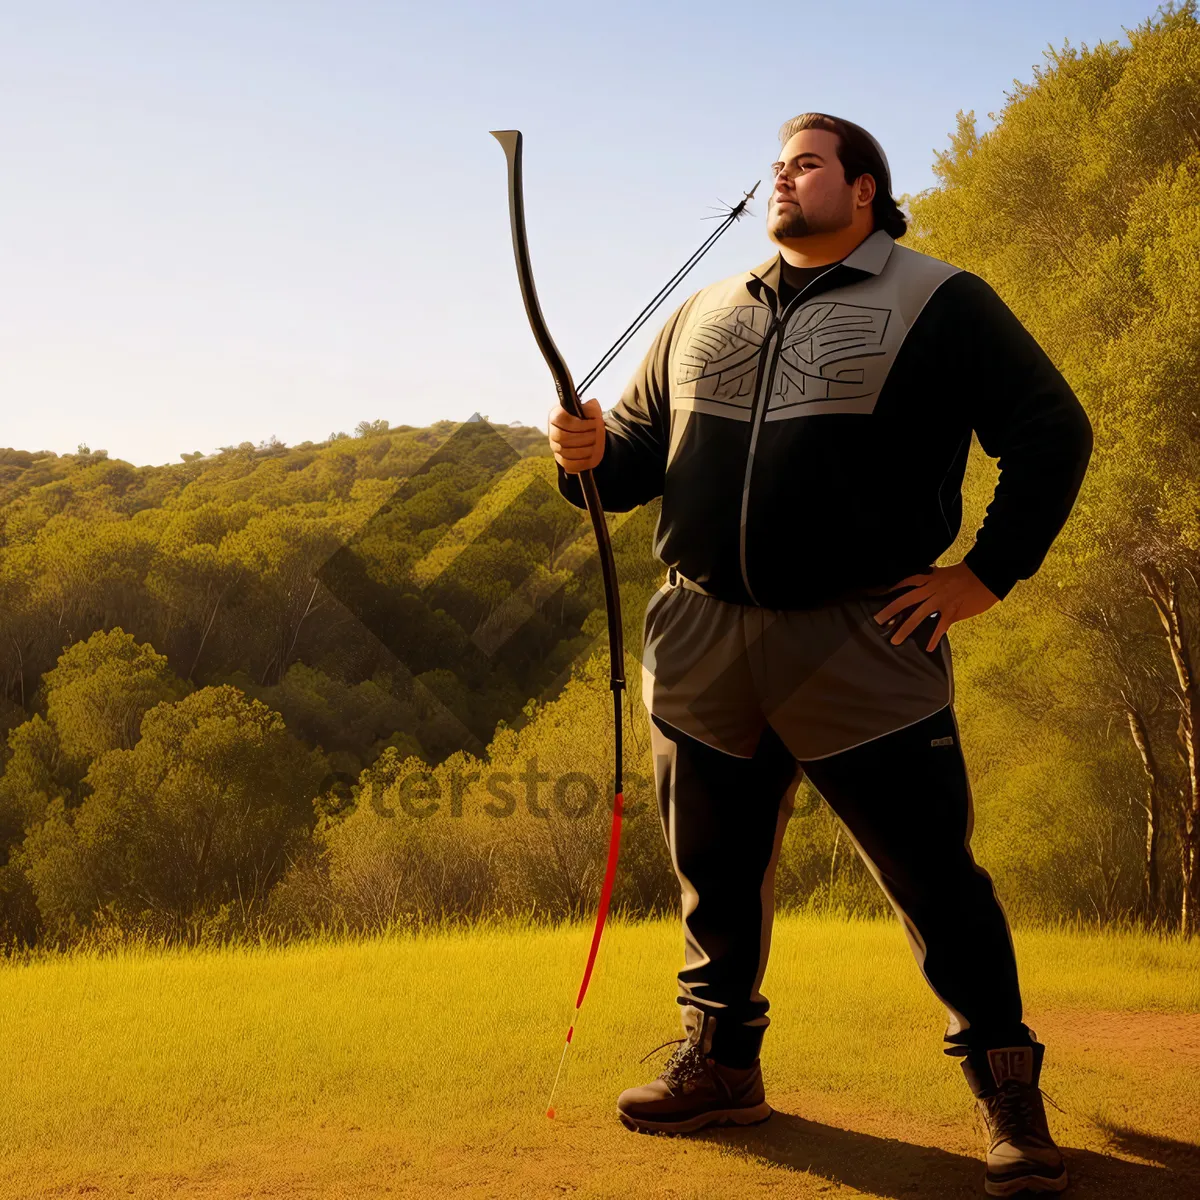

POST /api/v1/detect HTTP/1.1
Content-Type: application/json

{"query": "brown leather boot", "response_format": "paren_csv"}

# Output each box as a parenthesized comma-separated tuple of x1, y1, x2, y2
(961, 1039, 1069, 1195)
(616, 1012, 772, 1135)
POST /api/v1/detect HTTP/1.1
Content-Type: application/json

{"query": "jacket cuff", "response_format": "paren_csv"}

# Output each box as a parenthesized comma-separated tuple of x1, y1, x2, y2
(555, 461, 588, 509)
(963, 547, 1018, 602)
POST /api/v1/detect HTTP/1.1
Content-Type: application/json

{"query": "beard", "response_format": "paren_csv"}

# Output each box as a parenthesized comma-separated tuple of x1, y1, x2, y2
(769, 196, 853, 239)
(770, 206, 811, 238)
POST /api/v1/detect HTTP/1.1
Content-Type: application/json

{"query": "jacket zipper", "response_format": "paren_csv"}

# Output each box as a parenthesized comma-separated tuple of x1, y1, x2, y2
(738, 264, 842, 605)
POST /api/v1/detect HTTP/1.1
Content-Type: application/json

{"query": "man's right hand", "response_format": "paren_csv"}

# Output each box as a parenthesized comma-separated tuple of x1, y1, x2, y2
(548, 398, 606, 474)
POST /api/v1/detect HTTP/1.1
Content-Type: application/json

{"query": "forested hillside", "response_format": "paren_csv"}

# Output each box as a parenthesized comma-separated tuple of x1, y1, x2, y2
(904, 2, 1200, 935)
(1, 3, 1197, 952)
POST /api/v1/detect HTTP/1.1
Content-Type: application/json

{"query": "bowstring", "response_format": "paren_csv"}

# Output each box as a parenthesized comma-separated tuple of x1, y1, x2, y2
(575, 183, 759, 764)
(575, 182, 759, 396)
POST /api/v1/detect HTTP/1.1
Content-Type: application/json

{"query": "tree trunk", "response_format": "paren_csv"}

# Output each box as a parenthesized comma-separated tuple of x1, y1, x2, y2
(1140, 564, 1200, 936)
(1124, 701, 1163, 920)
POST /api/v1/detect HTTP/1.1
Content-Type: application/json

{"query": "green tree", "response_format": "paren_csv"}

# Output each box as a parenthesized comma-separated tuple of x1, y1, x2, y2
(42, 628, 190, 783)
(19, 686, 326, 941)
(903, 1, 1200, 931)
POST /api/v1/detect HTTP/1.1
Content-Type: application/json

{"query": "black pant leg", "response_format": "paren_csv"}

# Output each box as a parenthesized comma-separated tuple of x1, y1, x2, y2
(650, 713, 802, 1067)
(797, 702, 1034, 1057)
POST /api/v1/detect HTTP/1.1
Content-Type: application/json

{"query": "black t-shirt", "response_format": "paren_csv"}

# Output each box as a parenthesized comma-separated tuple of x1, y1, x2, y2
(777, 256, 843, 309)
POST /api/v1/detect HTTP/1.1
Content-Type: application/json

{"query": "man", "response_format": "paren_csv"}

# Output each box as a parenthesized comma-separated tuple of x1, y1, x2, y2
(549, 112, 1091, 1197)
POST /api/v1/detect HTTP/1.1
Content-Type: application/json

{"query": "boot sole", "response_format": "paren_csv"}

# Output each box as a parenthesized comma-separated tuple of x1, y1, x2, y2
(984, 1163, 1069, 1195)
(617, 1102, 773, 1135)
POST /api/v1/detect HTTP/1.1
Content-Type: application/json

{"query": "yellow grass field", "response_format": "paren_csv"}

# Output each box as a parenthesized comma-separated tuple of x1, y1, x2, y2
(2, 912, 1198, 1198)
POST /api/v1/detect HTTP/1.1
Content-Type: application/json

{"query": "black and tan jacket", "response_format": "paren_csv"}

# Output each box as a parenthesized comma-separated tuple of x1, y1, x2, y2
(556, 228, 1093, 609)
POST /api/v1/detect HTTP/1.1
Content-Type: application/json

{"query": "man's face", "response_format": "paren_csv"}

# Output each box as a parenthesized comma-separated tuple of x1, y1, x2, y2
(766, 128, 874, 242)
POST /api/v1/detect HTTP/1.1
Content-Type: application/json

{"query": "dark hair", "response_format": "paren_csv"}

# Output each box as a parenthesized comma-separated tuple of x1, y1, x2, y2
(776, 112, 908, 239)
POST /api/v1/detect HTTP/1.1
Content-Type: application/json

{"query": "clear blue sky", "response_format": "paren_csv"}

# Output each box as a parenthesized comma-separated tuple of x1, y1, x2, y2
(0, 1, 1160, 466)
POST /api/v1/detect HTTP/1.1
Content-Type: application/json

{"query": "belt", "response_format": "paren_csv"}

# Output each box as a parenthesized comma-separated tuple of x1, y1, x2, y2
(665, 565, 935, 605)
(666, 566, 718, 597)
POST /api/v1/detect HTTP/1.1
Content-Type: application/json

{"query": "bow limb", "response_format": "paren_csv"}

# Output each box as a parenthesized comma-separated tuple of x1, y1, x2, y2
(490, 129, 625, 1017)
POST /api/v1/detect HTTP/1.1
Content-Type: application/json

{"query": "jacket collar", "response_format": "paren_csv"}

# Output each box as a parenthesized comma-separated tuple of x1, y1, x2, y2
(745, 228, 896, 302)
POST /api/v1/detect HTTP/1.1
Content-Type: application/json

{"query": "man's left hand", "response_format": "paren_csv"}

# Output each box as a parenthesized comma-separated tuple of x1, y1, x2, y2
(873, 562, 1000, 651)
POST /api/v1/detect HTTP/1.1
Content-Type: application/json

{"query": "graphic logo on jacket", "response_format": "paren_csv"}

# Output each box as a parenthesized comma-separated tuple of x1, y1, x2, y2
(674, 301, 892, 421)
(675, 305, 768, 416)
(769, 301, 891, 419)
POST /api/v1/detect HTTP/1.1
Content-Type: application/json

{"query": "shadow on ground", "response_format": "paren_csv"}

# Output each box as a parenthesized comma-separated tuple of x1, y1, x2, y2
(680, 1110, 1200, 1197)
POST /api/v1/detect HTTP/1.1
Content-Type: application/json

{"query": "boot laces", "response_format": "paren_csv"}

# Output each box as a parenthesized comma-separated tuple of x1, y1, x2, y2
(638, 1036, 710, 1090)
(979, 1080, 1065, 1143)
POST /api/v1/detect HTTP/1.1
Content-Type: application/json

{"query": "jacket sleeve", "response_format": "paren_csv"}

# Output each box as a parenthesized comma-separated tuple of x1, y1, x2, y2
(952, 272, 1094, 601)
(555, 298, 690, 513)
